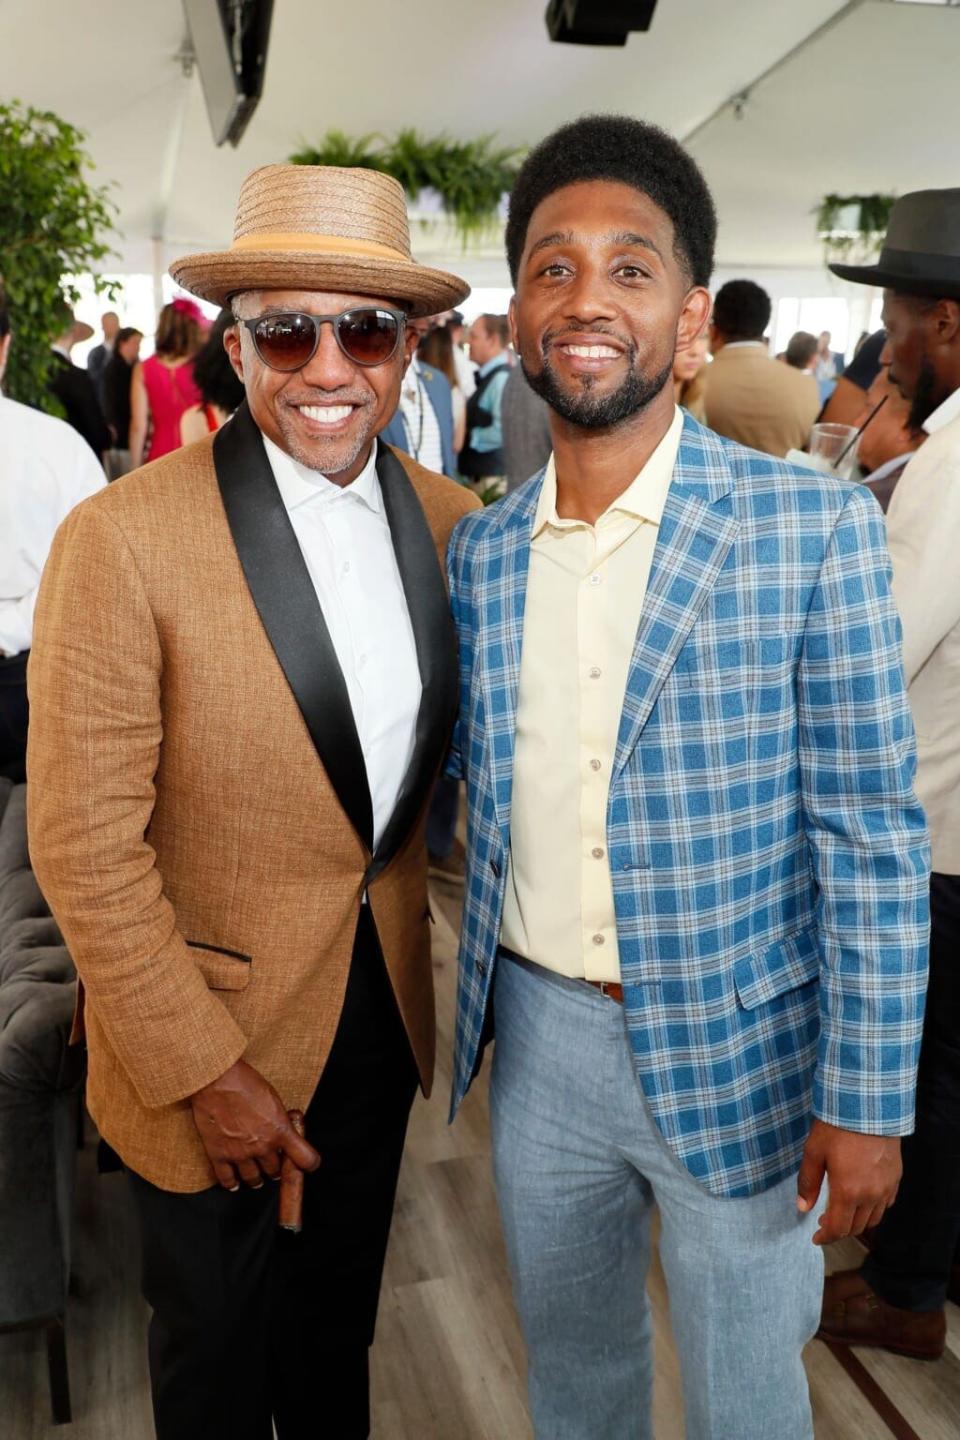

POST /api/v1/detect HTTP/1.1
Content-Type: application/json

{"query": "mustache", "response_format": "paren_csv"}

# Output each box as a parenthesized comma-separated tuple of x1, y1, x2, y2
(280, 390, 373, 406)
(541, 323, 634, 355)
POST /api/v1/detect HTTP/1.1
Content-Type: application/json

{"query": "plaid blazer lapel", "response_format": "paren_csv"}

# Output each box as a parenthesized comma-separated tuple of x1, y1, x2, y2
(613, 421, 740, 782)
(477, 483, 539, 839)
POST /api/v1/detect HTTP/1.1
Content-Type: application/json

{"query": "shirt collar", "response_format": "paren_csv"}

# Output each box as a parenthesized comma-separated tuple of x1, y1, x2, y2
(923, 385, 960, 436)
(532, 406, 684, 538)
(721, 340, 768, 352)
(262, 433, 382, 515)
(478, 354, 509, 378)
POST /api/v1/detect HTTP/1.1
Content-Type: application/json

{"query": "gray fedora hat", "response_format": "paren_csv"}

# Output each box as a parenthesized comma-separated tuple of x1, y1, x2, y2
(829, 188, 960, 297)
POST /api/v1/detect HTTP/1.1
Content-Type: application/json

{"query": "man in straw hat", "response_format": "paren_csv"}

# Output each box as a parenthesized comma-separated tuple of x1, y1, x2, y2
(27, 163, 478, 1438)
(819, 189, 960, 1362)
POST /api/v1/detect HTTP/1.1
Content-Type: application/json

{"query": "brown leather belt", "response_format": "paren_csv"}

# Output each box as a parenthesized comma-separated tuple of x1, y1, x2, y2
(585, 979, 624, 1004)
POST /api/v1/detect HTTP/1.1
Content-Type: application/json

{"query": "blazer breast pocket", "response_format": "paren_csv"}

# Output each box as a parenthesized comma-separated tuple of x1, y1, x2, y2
(678, 636, 791, 720)
(186, 940, 253, 992)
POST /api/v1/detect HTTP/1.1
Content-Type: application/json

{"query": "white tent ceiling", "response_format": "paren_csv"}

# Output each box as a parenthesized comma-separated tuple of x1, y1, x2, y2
(1, 0, 958, 291)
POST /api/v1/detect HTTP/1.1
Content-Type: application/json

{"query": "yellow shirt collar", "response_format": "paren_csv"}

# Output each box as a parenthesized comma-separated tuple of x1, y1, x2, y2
(532, 405, 683, 537)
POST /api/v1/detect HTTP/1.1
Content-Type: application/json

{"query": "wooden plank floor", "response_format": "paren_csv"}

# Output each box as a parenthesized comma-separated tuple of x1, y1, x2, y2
(3, 883, 960, 1437)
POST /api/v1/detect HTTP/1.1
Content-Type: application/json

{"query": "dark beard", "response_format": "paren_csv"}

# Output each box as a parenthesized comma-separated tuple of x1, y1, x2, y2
(907, 355, 940, 432)
(521, 347, 674, 430)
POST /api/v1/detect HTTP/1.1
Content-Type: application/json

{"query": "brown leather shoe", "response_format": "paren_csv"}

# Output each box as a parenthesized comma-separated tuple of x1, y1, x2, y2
(818, 1269, 946, 1360)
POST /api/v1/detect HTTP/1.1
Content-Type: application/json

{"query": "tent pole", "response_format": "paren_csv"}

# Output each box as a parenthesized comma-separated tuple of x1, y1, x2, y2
(682, 0, 869, 147)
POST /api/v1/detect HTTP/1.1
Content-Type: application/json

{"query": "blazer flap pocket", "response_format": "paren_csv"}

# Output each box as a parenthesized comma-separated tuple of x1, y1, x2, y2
(186, 941, 252, 991)
(733, 926, 819, 1010)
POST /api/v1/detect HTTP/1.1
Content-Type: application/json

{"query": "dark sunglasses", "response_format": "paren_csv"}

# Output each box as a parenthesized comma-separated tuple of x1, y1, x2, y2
(238, 306, 407, 371)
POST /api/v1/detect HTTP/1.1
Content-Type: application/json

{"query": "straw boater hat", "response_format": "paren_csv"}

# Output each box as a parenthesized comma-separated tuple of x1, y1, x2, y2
(170, 164, 470, 316)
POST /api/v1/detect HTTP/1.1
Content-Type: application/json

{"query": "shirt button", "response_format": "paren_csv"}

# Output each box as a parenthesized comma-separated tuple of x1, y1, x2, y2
(591, 846, 604, 860)
(589, 758, 602, 772)
(589, 573, 602, 587)
(592, 934, 605, 946)
(343, 561, 351, 574)
(589, 666, 602, 679)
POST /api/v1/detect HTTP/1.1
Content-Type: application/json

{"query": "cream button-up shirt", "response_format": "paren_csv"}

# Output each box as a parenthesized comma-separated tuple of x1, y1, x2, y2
(500, 406, 684, 981)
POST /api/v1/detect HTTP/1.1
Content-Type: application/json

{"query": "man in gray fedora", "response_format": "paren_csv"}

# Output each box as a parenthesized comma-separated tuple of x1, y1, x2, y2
(819, 188, 960, 1359)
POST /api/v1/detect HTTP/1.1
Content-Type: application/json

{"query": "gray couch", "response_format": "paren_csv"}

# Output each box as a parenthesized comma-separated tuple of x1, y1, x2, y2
(0, 777, 85, 1424)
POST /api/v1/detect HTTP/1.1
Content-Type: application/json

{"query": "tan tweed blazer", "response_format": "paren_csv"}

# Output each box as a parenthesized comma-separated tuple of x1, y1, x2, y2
(27, 430, 478, 1192)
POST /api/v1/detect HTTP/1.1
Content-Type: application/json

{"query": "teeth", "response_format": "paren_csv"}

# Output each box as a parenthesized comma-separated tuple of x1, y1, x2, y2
(298, 404, 353, 424)
(565, 344, 619, 359)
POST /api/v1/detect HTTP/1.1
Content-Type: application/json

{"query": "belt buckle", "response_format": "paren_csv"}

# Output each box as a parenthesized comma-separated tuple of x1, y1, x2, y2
(597, 980, 614, 998)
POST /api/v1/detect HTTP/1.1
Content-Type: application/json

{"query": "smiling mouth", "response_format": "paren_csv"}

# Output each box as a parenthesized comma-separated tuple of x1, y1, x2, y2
(294, 402, 357, 427)
(558, 342, 622, 360)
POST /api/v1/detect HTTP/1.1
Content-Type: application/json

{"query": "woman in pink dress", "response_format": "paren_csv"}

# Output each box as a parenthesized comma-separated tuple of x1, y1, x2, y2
(129, 298, 207, 467)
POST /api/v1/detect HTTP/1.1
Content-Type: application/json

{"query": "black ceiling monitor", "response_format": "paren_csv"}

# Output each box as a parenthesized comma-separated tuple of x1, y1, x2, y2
(182, 0, 274, 148)
(545, 0, 658, 46)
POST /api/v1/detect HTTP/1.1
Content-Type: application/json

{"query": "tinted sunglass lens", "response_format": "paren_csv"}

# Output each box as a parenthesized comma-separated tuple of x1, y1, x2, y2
(254, 314, 317, 370)
(338, 309, 401, 365)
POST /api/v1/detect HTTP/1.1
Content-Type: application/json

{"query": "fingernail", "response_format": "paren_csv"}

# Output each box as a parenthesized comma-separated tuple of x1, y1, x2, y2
(229, 1185, 240, 1193)
(797, 1198, 810, 1211)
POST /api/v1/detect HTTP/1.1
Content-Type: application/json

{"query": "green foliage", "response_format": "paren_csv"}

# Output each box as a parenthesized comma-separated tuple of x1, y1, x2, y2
(290, 128, 524, 248)
(0, 100, 118, 412)
(289, 129, 383, 170)
(816, 193, 896, 265)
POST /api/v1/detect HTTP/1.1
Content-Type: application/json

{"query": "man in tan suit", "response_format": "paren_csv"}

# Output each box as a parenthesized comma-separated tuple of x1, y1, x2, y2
(704, 279, 820, 456)
(27, 165, 478, 1440)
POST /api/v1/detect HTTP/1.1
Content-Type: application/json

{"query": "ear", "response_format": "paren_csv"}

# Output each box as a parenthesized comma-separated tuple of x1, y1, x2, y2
(223, 320, 245, 383)
(676, 287, 712, 353)
(400, 320, 419, 374)
(934, 298, 960, 345)
(508, 296, 519, 351)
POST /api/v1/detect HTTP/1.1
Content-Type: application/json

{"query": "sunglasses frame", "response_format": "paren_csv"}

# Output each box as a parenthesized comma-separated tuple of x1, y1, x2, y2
(237, 306, 408, 371)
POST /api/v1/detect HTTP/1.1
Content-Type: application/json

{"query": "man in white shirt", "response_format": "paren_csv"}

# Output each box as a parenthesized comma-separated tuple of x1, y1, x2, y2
(27, 166, 477, 1439)
(0, 292, 105, 779)
(821, 187, 960, 1361)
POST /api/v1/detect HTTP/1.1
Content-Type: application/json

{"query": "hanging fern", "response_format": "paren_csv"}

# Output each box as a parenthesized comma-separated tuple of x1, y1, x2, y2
(289, 128, 524, 247)
(816, 193, 896, 264)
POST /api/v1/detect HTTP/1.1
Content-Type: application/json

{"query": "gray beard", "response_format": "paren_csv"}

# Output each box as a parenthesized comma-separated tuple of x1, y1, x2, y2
(521, 349, 674, 430)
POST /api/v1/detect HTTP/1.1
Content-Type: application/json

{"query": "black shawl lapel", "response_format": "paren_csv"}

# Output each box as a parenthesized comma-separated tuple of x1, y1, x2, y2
(367, 442, 459, 882)
(213, 403, 374, 850)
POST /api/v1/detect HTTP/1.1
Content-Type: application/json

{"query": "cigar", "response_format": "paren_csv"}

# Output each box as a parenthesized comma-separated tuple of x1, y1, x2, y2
(278, 1109, 306, 1233)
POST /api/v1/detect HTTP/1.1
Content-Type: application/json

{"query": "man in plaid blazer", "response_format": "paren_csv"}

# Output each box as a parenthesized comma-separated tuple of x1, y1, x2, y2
(446, 117, 929, 1440)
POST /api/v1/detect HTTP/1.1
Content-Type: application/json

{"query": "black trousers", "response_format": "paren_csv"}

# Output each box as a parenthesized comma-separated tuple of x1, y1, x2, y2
(0, 650, 29, 782)
(127, 905, 419, 1439)
(863, 872, 960, 1311)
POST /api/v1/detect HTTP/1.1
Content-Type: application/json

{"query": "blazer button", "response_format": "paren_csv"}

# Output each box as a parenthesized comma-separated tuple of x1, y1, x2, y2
(489, 858, 501, 878)
(476, 958, 488, 977)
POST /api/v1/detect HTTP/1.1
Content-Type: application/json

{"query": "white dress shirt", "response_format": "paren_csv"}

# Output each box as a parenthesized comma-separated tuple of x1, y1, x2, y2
(397, 356, 444, 474)
(0, 391, 106, 655)
(262, 436, 422, 850)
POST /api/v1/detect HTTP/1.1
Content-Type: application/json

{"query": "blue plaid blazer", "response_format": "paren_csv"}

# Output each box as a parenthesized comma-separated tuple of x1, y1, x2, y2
(446, 415, 930, 1199)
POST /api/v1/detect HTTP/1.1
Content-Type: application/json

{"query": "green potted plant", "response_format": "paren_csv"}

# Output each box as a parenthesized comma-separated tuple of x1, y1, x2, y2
(290, 128, 523, 248)
(0, 100, 117, 413)
(817, 193, 896, 266)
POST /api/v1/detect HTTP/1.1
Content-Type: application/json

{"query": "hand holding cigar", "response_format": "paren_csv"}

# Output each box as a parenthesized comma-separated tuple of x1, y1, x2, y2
(278, 1109, 310, 1232)
(190, 1058, 320, 1193)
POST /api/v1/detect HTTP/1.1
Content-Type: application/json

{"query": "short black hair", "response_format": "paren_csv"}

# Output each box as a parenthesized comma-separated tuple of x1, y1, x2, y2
(505, 113, 717, 289)
(712, 279, 771, 342)
(0, 288, 9, 340)
(115, 326, 142, 347)
(192, 310, 245, 415)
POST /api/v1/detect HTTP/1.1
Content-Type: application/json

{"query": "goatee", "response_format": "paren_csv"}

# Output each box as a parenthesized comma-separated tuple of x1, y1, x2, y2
(522, 350, 674, 430)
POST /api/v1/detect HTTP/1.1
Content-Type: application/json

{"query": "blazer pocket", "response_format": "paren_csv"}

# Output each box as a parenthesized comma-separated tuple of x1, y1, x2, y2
(733, 925, 819, 1010)
(186, 940, 252, 991)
